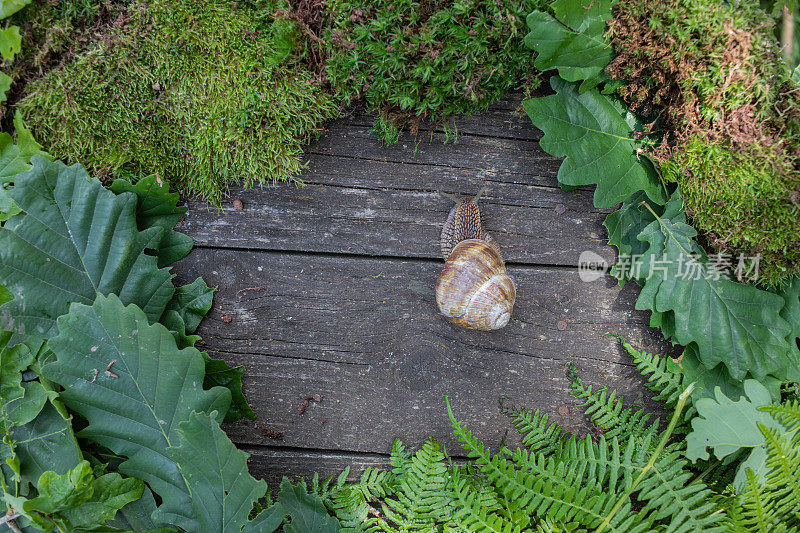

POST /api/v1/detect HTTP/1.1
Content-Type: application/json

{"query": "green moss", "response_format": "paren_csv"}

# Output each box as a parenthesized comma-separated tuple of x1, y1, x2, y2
(15, 0, 339, 202)
(323, 0, 540, 144)
(661, 136, 800, 288)
(607, 0, 791, 143)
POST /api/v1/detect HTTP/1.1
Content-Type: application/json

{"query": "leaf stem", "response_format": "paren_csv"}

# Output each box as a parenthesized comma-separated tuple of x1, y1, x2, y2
(596, 383, 695, 532)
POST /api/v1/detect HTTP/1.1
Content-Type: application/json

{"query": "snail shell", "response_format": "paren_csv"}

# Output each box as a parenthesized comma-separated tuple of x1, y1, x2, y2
(435, 190, 516, 330)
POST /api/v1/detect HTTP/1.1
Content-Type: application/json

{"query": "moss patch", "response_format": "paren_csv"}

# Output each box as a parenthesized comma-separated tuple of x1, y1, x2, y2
(606, 0, 791, 149)
(323, 0, 540, 143)
(661, 136, 800, 287)
(16, 0, 339, 202)
(606, 0, 800, 287)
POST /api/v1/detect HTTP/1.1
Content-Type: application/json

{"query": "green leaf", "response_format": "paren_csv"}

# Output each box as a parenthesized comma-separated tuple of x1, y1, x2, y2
(10, 401, 82, 488)
(160, 310, 201, 349)
(0, 332, 34, 488)
(242, 503, 284, 533)
(278, 479, 340, 533)
(524, 0, 614, 91)
(0, 336, 40, 428)
(0, 285, 11, 308)
(0, 334, 75, 491)
(633, 191, 797, 381)
(25, 460, 95, 515)
(167, 411, 267, 532)
(6, 460, 144, 532)
(680, 345, 781, 403)
(779, 278, 800, 360)
(0, 0, 32, 18)
(109, 177, 193, 268)
(0, 71, 10, 103)
(60, 472, 145, 530)
(159, 306, 255, 423)
(0, 185, 20, 221)
(202, 354, 255, 423)
(733, 446, 768, 493)
(164, 278, 215, 334)
(42, 294, 231, 531)
(0, 157, 175, 337)
(105, 486, 177, 532)
(604, 191, 662, 284)
(685, 380, 779, 462)
(1, 112, 49, 183)
(0, 25, 20, 61)
(523, 76, 666, 208)
(0, 112, 49, 222)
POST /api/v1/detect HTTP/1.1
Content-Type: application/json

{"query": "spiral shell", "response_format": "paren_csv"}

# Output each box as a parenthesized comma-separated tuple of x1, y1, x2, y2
(436, 239, 516, 330)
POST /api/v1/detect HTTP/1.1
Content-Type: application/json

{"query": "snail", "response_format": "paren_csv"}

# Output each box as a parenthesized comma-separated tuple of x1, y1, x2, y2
(436, 187, 516, 330)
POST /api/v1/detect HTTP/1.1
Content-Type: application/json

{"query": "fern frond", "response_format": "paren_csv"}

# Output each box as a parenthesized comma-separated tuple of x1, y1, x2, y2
(611, 336, 682, 407)
(448, 401, 645, 532)
(532, 517, 577, 532)
(553, 435, 641, 495)
(759, 423, 800, 525)
(449, 472, 526, 533)
(389, 439, 412, 475)
(568, 368, 659, 443)
(635, 449, 726, 532)
(372, 437, 454, 532)
(502, 403, 565, 455)
(356, 466, 396, 500)
(331, 486, 373, 532)
(731, 469, 784, 532)
(761, 400, 800, 433)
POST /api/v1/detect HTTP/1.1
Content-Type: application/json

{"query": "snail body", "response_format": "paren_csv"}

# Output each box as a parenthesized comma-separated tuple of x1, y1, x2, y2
(436, 189, 516, 330)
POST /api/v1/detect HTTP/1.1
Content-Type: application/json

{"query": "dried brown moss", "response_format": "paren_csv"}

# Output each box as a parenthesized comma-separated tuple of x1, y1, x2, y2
(606, 0, 792, 156)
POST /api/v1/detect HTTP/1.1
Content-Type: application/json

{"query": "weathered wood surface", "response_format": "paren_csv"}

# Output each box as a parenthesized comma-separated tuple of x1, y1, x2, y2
(172, 93, 670, 487)
(176, 95, 610, 266)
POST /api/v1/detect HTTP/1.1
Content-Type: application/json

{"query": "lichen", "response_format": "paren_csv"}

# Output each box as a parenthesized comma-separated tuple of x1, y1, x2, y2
(15, 0, 340, 202)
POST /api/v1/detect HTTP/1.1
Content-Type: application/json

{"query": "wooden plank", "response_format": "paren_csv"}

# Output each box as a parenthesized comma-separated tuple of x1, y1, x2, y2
(172, 248, 670, 456)
(243, 447, 388, 488)
(342, 91, 540, 141)
(304, 119, 554, 177)
(180, 181, 611, 265)
(177, 94, 612, 265)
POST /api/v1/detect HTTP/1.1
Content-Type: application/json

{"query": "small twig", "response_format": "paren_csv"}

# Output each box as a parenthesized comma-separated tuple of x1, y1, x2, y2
(237, 286, 265, 296)
(105, 359, 118, 379)
(2, 509, 22, 533)
(782, 4, 794, 62)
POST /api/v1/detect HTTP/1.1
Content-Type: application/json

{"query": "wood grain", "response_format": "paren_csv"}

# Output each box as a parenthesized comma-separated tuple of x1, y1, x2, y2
(244, 447, 388, 489)
(177, 99, 609, 265)
(172, 92, 670, 483)
(173, 249, 669, 456)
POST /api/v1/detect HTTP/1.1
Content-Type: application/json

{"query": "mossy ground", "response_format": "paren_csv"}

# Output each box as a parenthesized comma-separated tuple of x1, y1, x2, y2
(15, 0, 339, 202)
(661, 136, 800, 287)
(323, 0, 540, 143)
(607, 0, 789, 147)
(11, 0, 540, 198)
(607, 0, 800, 287)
